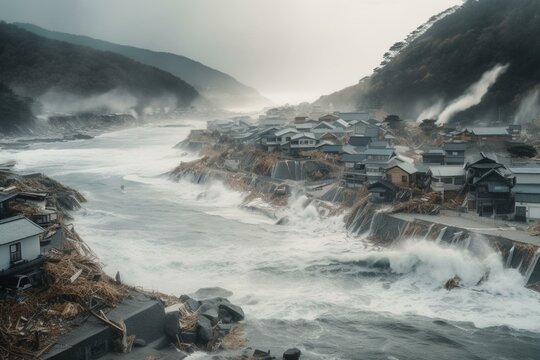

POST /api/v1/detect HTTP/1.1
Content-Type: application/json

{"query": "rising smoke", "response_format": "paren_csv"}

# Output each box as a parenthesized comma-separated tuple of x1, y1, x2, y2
(513, 88, 540, 125)
(416, 100, 444, 122)
(436, 63, 509, 124)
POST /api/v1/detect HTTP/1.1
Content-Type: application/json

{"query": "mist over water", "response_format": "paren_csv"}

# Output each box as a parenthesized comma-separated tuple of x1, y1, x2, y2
(1, 121, 540, 359)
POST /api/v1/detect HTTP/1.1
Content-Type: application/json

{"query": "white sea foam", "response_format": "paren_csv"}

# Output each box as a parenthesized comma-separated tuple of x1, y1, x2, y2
(2, 120, 540, 336)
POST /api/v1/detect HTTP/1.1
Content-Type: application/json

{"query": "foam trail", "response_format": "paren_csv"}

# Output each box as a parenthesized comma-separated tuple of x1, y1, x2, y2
(437, 64, 509, 124)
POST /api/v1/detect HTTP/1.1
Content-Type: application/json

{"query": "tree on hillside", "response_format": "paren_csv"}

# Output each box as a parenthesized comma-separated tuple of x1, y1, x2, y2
(507, 143, 537, 158)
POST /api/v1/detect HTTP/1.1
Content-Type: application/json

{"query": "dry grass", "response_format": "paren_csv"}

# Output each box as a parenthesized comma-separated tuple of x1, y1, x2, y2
(529, 221, 540, 236)
(220, 325, 246, 350)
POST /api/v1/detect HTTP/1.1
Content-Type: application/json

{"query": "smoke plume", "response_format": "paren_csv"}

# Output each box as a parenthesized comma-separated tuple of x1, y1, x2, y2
(416, 100, 444, 122)
(513, 89, 540, 125)
(436, 63, 509, 124)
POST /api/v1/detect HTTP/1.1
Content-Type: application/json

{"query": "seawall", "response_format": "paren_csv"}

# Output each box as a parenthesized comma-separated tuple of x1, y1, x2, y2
(349, 208, 540, 286)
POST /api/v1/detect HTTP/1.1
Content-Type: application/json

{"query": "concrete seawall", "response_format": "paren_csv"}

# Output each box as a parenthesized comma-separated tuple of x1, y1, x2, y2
(351, 209, 540, 286)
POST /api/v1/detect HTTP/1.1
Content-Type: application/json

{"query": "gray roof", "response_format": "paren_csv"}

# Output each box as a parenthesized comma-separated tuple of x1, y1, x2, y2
(342, 154, 366, 163)
(348, 136, 371, 147)
(514, 185, 540, 203)
(0, 215, 44, 246)
(337, 112, 370, 122)
(509, 167, 540, 174)
(363, 148, 395, 156)
(365, 127, 381, 138)
(275, 128, 298, 136)
(291, 132, 316, 140)
(313, 121, 336, 130)
(424, 149, 445, 155)
(0, 192, 18, 203)
(466, 127, 510, 136)
(443, 142, 466, 151)
(428, 165, 465, 177)
(513, 184, 540, 194)
(389, 162, 418, 174)
(369, 141, 390, 149)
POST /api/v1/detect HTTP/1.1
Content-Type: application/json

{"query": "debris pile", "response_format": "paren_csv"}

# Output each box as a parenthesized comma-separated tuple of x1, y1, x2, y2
(164, 294, 247, 353)
(389, 192, 442, 215)
(529, 221, 540, 236)
(0, 250, 129, 359)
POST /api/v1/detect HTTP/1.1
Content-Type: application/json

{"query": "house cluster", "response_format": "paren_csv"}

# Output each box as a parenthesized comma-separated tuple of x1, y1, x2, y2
(367, 148, 540, 223)
(207, 110, 384, 157)
(0, 183, 62, 287)
(205, 108, 538, 223)
(447, 125, 522, 143)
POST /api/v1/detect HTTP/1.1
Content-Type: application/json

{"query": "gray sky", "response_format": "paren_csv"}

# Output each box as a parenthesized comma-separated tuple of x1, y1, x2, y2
(0, 0, 461, 104)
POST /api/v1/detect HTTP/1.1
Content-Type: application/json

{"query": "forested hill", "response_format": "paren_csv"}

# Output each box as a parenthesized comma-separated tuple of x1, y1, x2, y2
(0, 22, 199, 113)
(16, 22, 271, 110)
(316, 0, 540, 124)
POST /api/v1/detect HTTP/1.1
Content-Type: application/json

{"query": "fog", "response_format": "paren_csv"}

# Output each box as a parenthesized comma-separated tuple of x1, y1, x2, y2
(0, 0, 462, 104)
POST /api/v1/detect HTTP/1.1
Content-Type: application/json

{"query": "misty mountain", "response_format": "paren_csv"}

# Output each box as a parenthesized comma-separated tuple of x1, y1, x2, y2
(0, 21, 199, 126)
(16, 22, 271, 110)
(316, 0, 540, 124)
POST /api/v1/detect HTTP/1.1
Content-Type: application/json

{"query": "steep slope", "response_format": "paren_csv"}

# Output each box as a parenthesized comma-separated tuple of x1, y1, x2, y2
(316, 0, 540, 124)
(0, 82, 35, 134)
(0, 21, 199, 119)
(16, 22, 271, 110)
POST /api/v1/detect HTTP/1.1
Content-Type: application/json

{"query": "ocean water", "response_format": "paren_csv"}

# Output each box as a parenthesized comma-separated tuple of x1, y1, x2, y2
(2, 121, 540, 359)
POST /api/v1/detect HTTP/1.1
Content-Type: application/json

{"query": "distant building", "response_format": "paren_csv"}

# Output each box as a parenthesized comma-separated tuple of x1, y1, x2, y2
(451, 126, 514, 143)
(0, 192, 18, 219)
(470, 169, 515, 216)
(427, 165, 466, 192)
(442, 141, 466, 165)
(422, 149, 445, 165)
(318, 114, 339, 122)
(514, 184, 540, 222)
(0, 216, 44, 274)
(508, 167, 540, 185)
(336, 112, 370, 122)
(283, 133, 318, 155)
(385, 163, 418, 188)
(348, 135, 372, 148)
(368, 180, 397, 203)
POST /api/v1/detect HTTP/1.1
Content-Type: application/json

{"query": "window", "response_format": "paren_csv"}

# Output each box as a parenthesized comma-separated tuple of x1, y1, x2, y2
(454, 177, 464, 185)
(10, 243, 21, 263)
(401, 175, 407, 183)
(442, 178, 453, 184)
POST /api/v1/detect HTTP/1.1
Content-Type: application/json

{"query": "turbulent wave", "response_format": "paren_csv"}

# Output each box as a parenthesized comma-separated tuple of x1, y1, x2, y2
(3, 121, 540, 358)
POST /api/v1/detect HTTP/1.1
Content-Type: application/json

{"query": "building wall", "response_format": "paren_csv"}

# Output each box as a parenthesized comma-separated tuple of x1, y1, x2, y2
(0, 235, 41, 271)
(516, 201, 540, 221)
(514, 174, 540, 184)
(386, 167, 410, 187)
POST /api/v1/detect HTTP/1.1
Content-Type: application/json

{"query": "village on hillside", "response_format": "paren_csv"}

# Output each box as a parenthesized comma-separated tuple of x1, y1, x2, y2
(182, 105, 540, 225)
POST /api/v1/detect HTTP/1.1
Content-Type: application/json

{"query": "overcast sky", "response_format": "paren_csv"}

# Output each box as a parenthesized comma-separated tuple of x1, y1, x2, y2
(0, 0, 462, 104)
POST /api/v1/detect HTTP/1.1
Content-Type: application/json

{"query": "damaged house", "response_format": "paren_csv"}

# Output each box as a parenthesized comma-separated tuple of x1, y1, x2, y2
(0, 215, 44, 277)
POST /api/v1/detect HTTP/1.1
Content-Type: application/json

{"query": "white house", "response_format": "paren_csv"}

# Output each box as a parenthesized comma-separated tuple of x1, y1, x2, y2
(274, 128, 299, 144)
(0, 216, 43, 273)
(285, 133, 318, 154)
(514, 185, 540, 222)
(427, 165, 466, 192)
